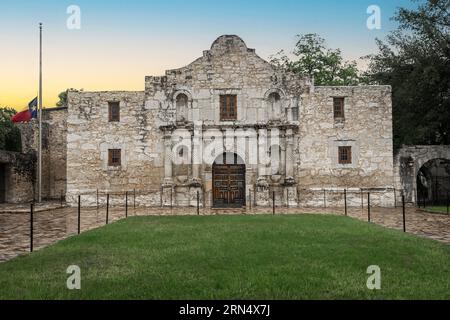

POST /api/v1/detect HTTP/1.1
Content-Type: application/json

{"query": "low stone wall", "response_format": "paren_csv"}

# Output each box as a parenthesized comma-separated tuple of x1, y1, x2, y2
(0, 150, 35, 203)
(66, 186, 396, 208)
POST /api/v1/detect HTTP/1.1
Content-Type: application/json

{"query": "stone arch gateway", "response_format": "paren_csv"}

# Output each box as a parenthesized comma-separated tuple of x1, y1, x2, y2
(394, 145, 450, 204)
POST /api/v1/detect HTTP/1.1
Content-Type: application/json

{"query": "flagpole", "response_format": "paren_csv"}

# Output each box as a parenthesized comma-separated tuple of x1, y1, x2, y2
(38, 22, 42, 203)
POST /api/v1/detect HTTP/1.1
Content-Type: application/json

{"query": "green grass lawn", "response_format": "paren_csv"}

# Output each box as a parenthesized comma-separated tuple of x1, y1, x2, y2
(0, 214, 449, 300)
(425, 206, 449, 214)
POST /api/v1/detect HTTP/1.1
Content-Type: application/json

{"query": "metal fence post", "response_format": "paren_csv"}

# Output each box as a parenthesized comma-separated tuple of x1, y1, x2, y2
(125, 191, 128, 218)
(249, 190, 252, 211)
(417, 192, 420, 208)
(30, 203, 34, 252)
(60, 190, 63, 207)
(106, 193, 109, 224)
(423, 192, 426, 208)
(197, 190, 200, 216)
(323, 189, 326, 208)
(96, 189, 99, 211)
(361, 189, 364, 209)
(273, 191, 275, 215)
(203, 189, 206, 210)
(402, 195, 406, 232)
(170, 188, 173, 213)
(78, 195, 81, 234)
(367, 192, 371, 223)
(394, 188, 397, 208)
(286, 189, 289, 209)
(344, 189, 347, 216)
(133, 188, 136, 209)
(447, 192, 449, 214)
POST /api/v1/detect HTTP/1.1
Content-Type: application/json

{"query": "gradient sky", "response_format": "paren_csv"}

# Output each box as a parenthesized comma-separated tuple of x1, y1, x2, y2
(0, 0, 419, 110)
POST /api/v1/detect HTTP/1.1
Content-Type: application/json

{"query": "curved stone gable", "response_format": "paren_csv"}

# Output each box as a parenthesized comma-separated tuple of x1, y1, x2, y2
(146, 35, 310, 94)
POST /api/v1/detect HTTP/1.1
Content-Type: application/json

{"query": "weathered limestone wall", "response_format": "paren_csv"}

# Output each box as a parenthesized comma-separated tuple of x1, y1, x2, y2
(0, 151, 35, 203)
(299, 86, 394, 189)
(42, 108, 67, 199)
(66, 91, 164, 205)
(18, 107, 68, 200)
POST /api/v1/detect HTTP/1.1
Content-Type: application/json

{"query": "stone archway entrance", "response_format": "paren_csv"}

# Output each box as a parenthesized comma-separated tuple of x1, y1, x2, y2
(417, 158, 450, 205)
(212, 153, 246, 208)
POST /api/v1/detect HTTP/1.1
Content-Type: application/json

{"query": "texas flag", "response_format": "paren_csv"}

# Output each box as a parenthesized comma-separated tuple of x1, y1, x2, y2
(11, 97, 38, 123)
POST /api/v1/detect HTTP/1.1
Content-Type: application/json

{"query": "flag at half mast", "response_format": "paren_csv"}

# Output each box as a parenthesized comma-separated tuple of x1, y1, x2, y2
(11, 97, 38, 123)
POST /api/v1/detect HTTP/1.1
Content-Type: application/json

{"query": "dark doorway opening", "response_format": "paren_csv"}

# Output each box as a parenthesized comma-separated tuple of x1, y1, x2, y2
(417, 158, 450, 206)
(212, 153, 246, 208)
(0, 164, 6, 203)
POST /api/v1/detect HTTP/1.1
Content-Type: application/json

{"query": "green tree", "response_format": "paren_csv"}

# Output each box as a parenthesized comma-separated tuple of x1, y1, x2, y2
(363, 0, 450, 149)
(271, 33, 360, 85)
(0, 107, 22, 152)
(56, 90, 68, 107)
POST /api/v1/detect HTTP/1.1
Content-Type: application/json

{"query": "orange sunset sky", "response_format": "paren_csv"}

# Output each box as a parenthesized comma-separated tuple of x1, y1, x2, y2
(0, 0, 417, 111)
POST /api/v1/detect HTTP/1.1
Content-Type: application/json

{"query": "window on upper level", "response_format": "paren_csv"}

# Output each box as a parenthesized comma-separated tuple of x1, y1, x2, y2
(268, 92, 282, 120)
(176, 93, 188, 122)
(333, 97, 345, 119)
(220, 95, 237, 121)
(108, 149, 121, 166)
(108, 101, 120, 122)
(338, 146, 352, 164)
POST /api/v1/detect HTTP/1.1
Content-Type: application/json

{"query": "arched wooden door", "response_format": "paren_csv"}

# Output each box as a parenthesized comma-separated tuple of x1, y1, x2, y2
(213, 153, 245, 208)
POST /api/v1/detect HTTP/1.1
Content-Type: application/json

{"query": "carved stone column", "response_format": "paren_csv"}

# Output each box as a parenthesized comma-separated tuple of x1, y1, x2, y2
(191, 122, 202, 184)
(161, 129, 175, 206)
(163, 130, 174, 186)
(189, 122, 203, 206)
(280, 135, 286, 176)
(285, 129, 295, 185)
(284, 128, 297, 206)
(256, 128, 269, 206)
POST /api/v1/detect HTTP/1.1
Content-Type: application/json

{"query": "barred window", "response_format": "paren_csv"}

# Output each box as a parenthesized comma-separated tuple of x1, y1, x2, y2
(108, 101, 120, 122)
(108, 149, 121, 166)
(220, 95, 237, 121)
(333, 97, 345, 119)
(338, 146, 352, 164)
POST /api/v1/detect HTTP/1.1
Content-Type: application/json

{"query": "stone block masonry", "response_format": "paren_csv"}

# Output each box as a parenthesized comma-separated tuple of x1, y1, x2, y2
(25, 35, 396, 208)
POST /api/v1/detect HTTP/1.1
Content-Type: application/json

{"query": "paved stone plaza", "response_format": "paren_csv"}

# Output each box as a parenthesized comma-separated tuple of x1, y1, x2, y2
(1, 204, 448, 262)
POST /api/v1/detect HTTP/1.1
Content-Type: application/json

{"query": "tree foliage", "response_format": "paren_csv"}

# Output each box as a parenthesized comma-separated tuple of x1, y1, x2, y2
(0, 107, 21, 152)
(363, 0, 450, 149)
(56, 91, 68, 107)
(270, 33, 360, 86)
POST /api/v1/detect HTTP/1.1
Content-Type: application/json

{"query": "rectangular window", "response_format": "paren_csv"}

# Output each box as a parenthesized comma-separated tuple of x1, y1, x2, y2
(108, 101, 120, 122)
(333, 97, 345, 119)
(338, 146, 352, 165)
(108, 149, 121, 167)
(220, 95, 237, 121)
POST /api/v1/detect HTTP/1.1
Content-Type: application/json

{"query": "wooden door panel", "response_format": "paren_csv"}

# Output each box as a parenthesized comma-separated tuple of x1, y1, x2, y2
(213, 163, 245, 207)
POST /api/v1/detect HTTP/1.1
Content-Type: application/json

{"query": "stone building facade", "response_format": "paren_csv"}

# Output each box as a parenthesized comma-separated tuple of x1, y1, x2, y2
(60, 35, 395, 207)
